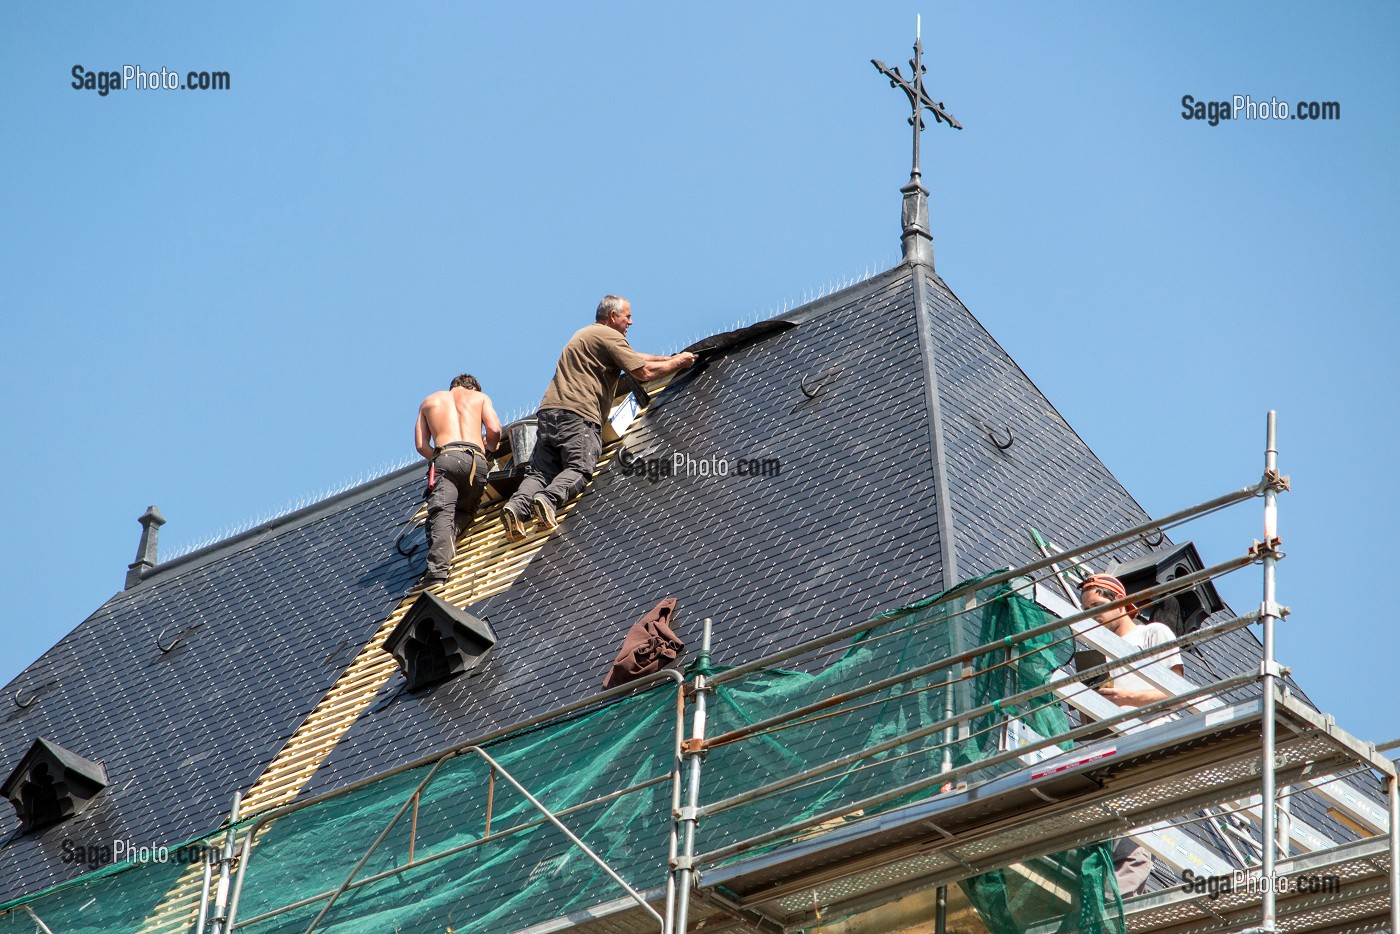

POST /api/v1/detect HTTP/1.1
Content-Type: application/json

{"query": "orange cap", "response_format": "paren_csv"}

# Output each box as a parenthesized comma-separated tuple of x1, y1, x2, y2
(1078, 574, 1138, 616)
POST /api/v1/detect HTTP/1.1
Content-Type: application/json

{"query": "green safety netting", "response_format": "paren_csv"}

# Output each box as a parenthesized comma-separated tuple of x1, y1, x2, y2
(0, 577, 1122, 934)
(956, 584, 1124, 934)
(695, 575, 1122, 934)
(0, 826, 228, 934)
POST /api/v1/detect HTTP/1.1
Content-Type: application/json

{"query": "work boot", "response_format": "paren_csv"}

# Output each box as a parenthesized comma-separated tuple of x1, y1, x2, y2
(530, 495, 559, 532)
(418, 574, 449, 593)
(501, 506, 529, 543)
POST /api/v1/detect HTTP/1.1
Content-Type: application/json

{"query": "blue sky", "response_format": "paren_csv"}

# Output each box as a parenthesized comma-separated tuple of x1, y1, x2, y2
(3, 3, 1397, 745)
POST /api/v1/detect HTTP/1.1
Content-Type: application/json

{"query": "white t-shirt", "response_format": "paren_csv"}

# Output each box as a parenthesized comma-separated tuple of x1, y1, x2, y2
(1111, 621, 1183, 695)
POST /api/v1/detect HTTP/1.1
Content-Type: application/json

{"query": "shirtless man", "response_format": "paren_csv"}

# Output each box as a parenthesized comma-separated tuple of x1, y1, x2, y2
(415, 374, 502, 590)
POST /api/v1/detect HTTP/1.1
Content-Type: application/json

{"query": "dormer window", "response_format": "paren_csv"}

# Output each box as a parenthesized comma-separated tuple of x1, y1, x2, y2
(383, 592, 497, 691)
(1109, 541, 1224, 636)
(1, 739, 108, 833)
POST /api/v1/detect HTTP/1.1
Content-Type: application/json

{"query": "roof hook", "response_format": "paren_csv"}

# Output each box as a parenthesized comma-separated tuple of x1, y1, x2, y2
(800, 368, 841, 399)
(976, 419, 1014, 450)
(14, 680, 56, 709)
(395, 514, 425, 556)
(1141, 529, 1166, 549)
(157, 623, 202, 653)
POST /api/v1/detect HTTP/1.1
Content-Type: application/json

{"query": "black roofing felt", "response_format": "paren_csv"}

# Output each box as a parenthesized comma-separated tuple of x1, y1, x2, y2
(0, 470, 427, 903)
(0, 263, 1380, 904)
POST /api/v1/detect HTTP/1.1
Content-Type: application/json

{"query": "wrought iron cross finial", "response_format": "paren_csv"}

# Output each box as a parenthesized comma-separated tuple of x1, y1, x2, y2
(871, 20, 962, 186)
(871, 17, 963, 268)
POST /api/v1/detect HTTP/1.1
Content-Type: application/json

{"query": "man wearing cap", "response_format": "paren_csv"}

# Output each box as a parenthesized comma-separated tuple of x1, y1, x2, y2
(1078, 573, 1185, 897)
(1078, 574, 1184, 707)
(500, 295, 696, 540)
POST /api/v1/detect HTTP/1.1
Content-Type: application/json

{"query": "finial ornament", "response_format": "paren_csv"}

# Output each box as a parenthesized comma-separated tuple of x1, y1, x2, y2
(872, 21, 963, 267)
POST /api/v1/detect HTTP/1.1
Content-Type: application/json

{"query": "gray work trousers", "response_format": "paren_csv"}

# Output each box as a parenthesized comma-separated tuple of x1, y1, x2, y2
(506, 408, 603, 515)
(1113, 839, 1152, 897)
(425, 443, 488, 580)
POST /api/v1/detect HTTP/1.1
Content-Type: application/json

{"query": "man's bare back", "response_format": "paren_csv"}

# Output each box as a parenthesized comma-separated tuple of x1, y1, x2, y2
(416, 387, 502, 459)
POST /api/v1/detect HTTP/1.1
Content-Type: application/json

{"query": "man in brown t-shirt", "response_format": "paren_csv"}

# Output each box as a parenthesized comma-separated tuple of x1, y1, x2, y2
(502, 295, 696, 539)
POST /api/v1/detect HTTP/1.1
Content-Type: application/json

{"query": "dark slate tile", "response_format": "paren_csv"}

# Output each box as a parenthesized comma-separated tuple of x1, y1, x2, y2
(0, 470, 425, 902)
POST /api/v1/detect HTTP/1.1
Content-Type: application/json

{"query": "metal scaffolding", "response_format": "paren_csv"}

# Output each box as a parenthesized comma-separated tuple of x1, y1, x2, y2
(204, 412, 1400, 932)
(7, 412, 1395, 934)
(657, 412, 1398, 934)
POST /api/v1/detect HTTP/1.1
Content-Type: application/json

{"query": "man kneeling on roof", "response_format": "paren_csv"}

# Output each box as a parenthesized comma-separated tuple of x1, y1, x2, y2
(1079, 572, 1185, 898)
(415, 374, 502, 591)
(501, 295, 696, 541)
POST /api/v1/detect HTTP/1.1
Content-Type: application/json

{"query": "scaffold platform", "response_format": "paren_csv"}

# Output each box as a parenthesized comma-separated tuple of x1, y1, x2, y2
(502, 689, 1394, 934)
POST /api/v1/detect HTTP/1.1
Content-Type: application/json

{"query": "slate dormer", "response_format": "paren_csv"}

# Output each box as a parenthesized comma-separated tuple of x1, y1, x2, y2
(383, 591, 497, 691)
(1, 739, 108, 834)
(1109, 541, 1226, 636)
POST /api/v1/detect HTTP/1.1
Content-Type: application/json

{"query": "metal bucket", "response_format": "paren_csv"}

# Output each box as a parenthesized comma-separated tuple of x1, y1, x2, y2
(505, 418, 538, 467)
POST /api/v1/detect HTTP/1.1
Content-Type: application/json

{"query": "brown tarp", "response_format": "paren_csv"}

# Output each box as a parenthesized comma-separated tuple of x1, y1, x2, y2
(602, 598, 683, 689)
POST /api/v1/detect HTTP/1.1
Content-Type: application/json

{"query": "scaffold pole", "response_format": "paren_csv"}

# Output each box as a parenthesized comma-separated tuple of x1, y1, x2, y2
(1389, 774, 1399, 934)
(1259, 410, 1282, 933)
(673, 618, 713, 934)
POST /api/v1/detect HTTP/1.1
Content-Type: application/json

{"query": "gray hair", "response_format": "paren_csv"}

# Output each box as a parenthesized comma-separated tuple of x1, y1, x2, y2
(596, 295, 628, 323)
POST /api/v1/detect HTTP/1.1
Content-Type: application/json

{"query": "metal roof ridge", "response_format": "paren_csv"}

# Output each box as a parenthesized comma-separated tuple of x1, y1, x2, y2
(909, 264, 965, 713)
(129, 462, 423, 589)
(776, 263, 910, 325)
(910, 264, 958, 583)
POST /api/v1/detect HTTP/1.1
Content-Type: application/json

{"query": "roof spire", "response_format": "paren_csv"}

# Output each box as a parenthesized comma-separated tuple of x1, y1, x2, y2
(124, 505, 166, 589)
(872, 17, 963, 268)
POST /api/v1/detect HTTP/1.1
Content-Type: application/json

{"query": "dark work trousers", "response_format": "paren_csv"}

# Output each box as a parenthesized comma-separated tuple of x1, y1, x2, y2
(425, 443, 488, 581)
(505, 408, 603, 516)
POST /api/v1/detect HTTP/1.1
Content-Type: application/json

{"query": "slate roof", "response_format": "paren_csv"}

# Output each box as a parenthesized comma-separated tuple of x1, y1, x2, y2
(0, 260, 1382, 909)
(299, 265, 1261, 795)
(0, 472, 426, 902)
(301, 261, 1384, 868)
(300, 264, 955, 793)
